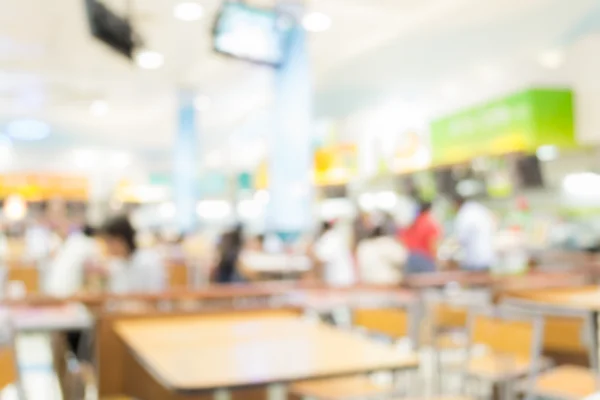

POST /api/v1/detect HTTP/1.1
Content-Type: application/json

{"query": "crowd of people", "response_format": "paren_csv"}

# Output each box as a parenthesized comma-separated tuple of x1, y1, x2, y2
(1, 194, 499, 299)
(211, 194, 498, 286)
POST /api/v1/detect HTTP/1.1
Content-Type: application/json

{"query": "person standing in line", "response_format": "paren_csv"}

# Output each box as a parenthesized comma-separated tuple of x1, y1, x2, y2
(401, 201, 441, 274)
(314, 221, 355, 286)
(357, 225, 407, 284)
(213, 225, 244, 284)
(352, 211, 372, 251)
(452, 195, 496, 271)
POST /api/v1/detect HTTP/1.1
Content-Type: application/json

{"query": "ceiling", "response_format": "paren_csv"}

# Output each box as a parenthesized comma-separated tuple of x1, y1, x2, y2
(0, 0, 598, 175)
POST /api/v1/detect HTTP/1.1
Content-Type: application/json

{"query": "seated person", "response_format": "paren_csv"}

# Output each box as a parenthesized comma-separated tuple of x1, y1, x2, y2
(100, 216, 166, 293)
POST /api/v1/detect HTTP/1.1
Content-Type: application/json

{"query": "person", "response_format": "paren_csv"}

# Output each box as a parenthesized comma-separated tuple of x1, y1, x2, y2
(238, 235, 311, 280)
(313, 221, 355, 286)
(357, 226, 407, 284)
(352, 211, 372, 251)
(453, 195, 496, 271)
(101, 216, 166, 293)
(213, 225, 244, 283)
(401, 201, 441, 274)
(45, 225, 100, 297)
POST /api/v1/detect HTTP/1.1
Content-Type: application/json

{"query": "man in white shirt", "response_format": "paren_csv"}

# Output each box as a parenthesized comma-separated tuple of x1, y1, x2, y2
(314, 222, 355, 286)
(46, 225, 99, 297)
(453, 195, 496, 271)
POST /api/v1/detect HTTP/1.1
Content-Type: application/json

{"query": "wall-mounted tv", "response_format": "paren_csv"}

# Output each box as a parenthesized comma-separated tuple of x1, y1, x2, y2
(84, 0, 138, 59)
(212, 2, 291, 66)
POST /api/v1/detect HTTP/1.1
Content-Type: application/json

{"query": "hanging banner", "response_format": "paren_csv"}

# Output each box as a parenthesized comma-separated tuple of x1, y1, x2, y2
(430, 88, 576, 165)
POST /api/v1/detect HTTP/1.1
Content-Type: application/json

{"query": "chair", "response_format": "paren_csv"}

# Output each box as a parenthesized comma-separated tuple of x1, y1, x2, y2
(0, 313, 25, 399)
(502, 298, 600, 400)
(462, 305, 546, 400)
(289, 303, 420, 400)
(6, 267, 40, 294)
(166, 261, 189, 290)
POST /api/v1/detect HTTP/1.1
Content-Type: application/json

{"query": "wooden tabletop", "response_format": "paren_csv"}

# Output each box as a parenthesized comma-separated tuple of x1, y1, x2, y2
(503, 286, 600, 310)
(114, 313, 418, 392)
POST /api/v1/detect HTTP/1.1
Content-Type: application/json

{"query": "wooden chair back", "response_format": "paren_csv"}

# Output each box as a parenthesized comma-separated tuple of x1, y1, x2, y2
(501, 297, 596, 368)
(0, 314, 20, 396)
(465, 306, 544, 398)
(470, 313, 537, 360)
(166, 261, 189, 289)
(499, 288, 594, 364)
(5, 265, 40, 294)
(353, 308, 410, 338)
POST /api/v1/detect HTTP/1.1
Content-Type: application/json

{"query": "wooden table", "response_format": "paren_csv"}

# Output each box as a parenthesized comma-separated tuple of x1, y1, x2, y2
(113, 313, 419, 399)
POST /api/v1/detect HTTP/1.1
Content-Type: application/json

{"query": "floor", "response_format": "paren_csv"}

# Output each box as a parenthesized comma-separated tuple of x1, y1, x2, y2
(1, 333, 62, 400)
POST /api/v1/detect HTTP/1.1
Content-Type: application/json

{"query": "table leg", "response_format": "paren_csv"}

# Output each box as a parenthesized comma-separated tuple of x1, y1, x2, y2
(214, 389, 231, 400)
(267, 383, 286, 400)
(590, 311, 600, 386)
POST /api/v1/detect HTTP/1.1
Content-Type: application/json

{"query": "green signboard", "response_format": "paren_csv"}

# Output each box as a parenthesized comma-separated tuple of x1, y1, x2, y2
(430, 89, 575, 165)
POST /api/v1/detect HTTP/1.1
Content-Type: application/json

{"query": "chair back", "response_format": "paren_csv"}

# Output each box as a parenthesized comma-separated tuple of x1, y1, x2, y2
(6, 266, 40, 294)
(166, 261, 189, 289)
(466, 305, 545, 398)
(353, 308, 410, 338)
(424, 288, 490, 338)
(502, 297, 598, 371)
(470, 311, 537, 360)
(0, 313, 20, 396)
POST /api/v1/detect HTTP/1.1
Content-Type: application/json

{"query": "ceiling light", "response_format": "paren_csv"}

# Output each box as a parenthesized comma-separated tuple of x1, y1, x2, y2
(536, 145, 559, 162)
(194, 95, 211, 111)
(90, 100, 109, 116)
(174, 1, 204, 21)
(6, 119, 50, 141)
(135, 50, 164, 70)
(302, 12, 332, 32)
(538, 49, 564, 69)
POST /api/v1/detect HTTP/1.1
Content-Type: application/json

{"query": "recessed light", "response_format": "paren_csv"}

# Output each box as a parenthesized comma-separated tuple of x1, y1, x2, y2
(6, 119, 51, 141)
(174, 1, 204, 21)
(302, 12, 332, 32)
(538, 49, 564, 69)
(90, 100, 109, 116)
(135, 50, 164, 70)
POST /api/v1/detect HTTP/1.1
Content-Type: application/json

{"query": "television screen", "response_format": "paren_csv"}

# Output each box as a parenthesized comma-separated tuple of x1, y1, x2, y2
(516, 155, 545, 188)
(213, 2, 290, 66)
(85, 0, 137, 59)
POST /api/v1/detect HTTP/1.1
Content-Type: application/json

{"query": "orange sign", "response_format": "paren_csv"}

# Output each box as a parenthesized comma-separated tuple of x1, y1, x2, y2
(0, 174, 88, 201)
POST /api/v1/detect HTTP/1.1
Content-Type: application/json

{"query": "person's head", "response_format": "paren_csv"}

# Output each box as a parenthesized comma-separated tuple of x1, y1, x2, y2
(246, 234, 264, 251)
(451, 194, 466, 212)
(101, 216, 136, 258)
(82, 224, 96, 238)
(320, 221, 333, 236)
(369, 225, 385, 239)
(417, 200, 432, 216)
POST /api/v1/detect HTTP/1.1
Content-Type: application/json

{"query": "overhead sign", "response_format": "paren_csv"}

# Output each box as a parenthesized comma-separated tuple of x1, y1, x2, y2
(430, 89, 576, 165)
(0, 174, 88, 201)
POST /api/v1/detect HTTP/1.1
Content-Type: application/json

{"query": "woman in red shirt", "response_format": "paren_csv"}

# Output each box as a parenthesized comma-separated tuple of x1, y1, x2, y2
(400, 201, 440, 274)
